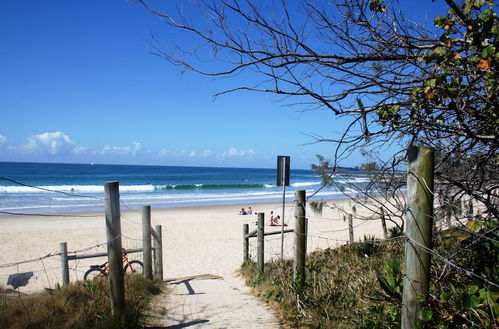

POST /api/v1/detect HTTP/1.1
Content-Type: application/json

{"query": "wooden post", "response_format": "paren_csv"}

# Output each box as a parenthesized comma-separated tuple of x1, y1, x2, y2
(380, 207, 388, 239)
(293, 190, 307, 288)
(60, 242, 69, 286)
(444, 195, 452, 226)
(104, 181, 125, 318)
(348, 214, 354, 243)
(401, 147, 434, 329)
(142, 205, 153, 280)
(304, 217, 308, 253)
(257, 213, 264, 274)
(153, 225, 163, 280)
(243, 224, 249, 263)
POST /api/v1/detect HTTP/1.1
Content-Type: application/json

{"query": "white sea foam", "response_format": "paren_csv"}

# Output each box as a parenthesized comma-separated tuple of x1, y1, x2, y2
(0, 184, 156, 193)
(291, 181, 321, 187)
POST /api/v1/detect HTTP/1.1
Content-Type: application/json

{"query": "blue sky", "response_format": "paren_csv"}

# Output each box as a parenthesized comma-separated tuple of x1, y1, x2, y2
(0, 0, 448, 169)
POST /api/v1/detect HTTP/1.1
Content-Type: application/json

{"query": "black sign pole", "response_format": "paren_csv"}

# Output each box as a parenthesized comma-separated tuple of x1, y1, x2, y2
(281, 156, 286, 260)
(277, 156, 290, 260)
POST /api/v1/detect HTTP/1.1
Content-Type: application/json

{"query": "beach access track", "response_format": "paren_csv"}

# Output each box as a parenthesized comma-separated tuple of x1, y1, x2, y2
(146, 273, 281, 328)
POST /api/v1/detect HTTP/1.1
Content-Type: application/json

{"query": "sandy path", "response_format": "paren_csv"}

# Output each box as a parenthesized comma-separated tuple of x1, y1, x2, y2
(146, 275, 281, 328)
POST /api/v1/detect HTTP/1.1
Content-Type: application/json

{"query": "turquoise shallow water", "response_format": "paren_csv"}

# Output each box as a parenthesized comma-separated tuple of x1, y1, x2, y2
(0, 162, 366, 214)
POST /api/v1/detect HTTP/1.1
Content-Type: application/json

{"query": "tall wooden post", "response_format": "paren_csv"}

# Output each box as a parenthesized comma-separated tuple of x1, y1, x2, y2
(104, 181, 125, 318)
(60, 242, 69, 286)
(348, 214, 354, 243)
(153, 225, 163, 280)
(401, 147, 434, 329)
(293, 190, 307, 288)
(257, 213, 264, 274)
(243, 224, 249, 263)
(380, 207, 388, 239)
(142, 205, 153, 280)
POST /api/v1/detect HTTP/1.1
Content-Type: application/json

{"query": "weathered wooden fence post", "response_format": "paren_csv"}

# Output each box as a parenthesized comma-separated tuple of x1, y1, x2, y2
(293, 190, 307, 288)
(60, 242, 69, 286)
(348, 214, 354, 243)
(257, 213, 264, 273)
(142, 205, 153, 280)
(380, 207, 388, 239)
(243, 223, 249, 263)
(104, 181, 125, 318)
(152, 224, 163, 280)
(401, 146, 434, 329)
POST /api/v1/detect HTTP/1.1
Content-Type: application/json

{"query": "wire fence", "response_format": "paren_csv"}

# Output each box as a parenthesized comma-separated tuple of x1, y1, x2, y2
(244, 191, 498, 289)
(0, 177, 150, 294)
(1, 175, 497, 327)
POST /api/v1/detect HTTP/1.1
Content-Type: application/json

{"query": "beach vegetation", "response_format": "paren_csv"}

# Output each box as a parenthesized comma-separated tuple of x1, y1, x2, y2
(0, 275, 161, 329)
(240, 219, 499, 328)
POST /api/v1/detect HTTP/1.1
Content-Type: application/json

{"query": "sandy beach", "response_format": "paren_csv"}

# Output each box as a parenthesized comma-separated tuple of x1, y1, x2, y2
(0, 197, 393, 294)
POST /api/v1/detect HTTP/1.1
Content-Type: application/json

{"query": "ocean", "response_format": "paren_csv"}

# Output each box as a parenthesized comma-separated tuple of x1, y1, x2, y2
(0, 162, 367, 214)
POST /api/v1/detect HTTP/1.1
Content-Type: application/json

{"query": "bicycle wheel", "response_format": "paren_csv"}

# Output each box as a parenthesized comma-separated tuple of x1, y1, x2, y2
(84, 268, 106, 281)
(124, 260, 144, 275)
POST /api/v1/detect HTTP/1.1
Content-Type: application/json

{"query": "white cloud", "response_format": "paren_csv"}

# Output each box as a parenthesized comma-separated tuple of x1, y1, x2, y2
(202, 149, 214, 157)
(22, 131, 84, 155)
(100, 141, 142, 156)
(132, 141, 142, 153)
(159, 148, 174, 157)
(220, 147, 256, 158)
(0, 135, 7, 145)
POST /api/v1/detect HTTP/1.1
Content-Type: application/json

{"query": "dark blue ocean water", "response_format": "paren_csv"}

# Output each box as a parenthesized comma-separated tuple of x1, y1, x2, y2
(0, 162, 366, 214)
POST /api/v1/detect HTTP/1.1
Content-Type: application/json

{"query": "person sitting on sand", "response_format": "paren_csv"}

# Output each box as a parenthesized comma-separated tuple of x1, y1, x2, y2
(274, 215, 287, 226)
(247, 207, 253, 215)
(269, 211, 276, 225)
(240, 208, 247, 215)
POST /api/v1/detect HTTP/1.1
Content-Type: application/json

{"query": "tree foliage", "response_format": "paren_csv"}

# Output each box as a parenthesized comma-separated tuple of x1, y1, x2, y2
(139, 0, 498, 219)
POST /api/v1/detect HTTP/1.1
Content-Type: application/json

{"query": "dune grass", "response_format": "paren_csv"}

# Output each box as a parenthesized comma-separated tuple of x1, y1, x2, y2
(241, 219, 499, 329)
(0, 275, 161, 329)
(240, 239, 404, 328)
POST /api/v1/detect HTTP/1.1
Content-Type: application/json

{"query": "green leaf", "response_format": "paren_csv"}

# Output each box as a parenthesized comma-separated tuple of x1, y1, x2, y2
(464, 294, 480, 308)
(481, 46, 495, 58)
(468, 285, 479, 295)
(434, 16, 446, 27)
(466, 220, 482, 232)
(435, 47, 447, 56)
(418, 308, 433, 321)
(478, 8, 493, 22)
(440, 292, 450, 302)
(377, 272, 394, 294)
(417, 294, 426, 302)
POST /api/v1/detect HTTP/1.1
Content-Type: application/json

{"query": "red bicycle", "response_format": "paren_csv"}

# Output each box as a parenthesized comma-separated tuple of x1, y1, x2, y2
(83, 249, 144, 281)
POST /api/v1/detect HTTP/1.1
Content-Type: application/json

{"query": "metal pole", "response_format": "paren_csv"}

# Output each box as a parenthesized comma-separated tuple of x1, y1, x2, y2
(281, 184, 286, 259)
(280, 156, 287, 260)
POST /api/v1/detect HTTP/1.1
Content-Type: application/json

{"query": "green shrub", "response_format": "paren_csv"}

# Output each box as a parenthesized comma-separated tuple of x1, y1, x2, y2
(0, 275, 161, 329)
